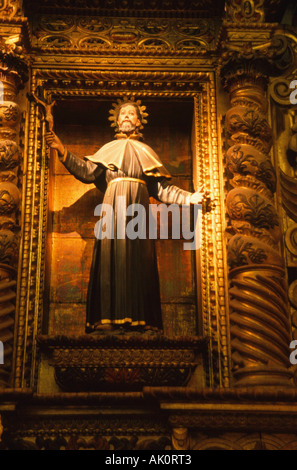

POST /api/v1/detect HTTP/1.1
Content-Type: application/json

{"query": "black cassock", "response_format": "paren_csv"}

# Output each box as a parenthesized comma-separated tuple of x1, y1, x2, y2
(59, 135, 192, 332)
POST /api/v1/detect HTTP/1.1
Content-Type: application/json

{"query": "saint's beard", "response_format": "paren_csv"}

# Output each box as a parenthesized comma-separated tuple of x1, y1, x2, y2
(119, 121, 137, 134)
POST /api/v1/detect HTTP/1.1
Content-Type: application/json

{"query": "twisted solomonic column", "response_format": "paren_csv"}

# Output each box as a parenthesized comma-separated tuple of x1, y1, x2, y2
(220, 43, 293, 387)
(0, 39, 28, 387)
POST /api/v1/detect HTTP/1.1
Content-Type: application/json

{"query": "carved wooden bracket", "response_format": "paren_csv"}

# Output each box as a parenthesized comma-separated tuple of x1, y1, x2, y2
(37, 334, 208, 391)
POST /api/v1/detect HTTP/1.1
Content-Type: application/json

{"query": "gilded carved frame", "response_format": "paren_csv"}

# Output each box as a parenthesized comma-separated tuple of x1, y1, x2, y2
(268, 29, 297, 376)
(13, 68, 230, 389)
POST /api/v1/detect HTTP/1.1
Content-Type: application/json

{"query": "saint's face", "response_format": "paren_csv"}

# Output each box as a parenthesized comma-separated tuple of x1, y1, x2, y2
(117, 104, 141, 131)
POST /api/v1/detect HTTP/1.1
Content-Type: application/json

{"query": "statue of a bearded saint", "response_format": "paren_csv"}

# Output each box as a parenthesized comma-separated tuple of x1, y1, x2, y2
(45, 98, 205, 334)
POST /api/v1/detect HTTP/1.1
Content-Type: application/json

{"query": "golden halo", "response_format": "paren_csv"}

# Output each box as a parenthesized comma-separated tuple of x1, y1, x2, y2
(108, 96, 148, 131)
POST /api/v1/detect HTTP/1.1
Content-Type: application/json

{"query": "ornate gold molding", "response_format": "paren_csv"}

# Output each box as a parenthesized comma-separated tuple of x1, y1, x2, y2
(225, 0, 265, 24)
(267, 29, 297, 372)
(30, 16, 220, 56)
(0, 0, 23, 19)
(14, 68, 229, 389)
(25, 0, 225, 16)
(3, 386, 297, 449)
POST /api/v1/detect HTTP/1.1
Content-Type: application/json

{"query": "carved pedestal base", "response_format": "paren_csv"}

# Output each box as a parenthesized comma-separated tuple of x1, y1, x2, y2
(233, 366, 293, 388)
(37, 334, 207, 392)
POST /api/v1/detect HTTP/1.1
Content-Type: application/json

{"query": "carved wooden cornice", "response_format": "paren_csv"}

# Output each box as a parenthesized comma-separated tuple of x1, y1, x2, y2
(28, 15, 221, 58)
(3, 386, 297, 445)
(24, 0, 225, 17)
(34, 70, 208, 98)
(219, 34, 294, 88)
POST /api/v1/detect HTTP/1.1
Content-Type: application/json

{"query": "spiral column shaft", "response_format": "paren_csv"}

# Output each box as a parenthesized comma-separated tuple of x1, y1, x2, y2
(221, 51, 293, 387)
(0, 45, 28, 387)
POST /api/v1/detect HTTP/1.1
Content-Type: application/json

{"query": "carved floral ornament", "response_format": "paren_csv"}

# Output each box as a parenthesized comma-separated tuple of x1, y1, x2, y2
(219, 34, 295, 93)
(0, 37, 29, 87)
(226, 144, 276, 193)
(225, 0, 265, 23)
(0, 0, 21, 18)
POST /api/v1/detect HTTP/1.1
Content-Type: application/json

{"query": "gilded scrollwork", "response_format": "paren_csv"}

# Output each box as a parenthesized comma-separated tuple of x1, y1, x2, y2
(78, 36, 111, 49)
(0, 0, 21, 18)
(175, 19, 209, 37)
(176, 39, 208, 52)
(285, 224, 297, 257)
(39, 15, 75, 32)
(77, 17, 112, 33)
(270, 76, 295, 106)
(280, 169, 297, 223)
(40, 34, 73, 49)
(138, 38, 170, 50)
(220, 34, 294, 89)
(289, 280, 297, 310)
(225, 0, 265, 24)
(31, 16, 219, 55)
(267, 31, 297, 361)
(286, 109, 297, 167)
(136, 19, 169, 36)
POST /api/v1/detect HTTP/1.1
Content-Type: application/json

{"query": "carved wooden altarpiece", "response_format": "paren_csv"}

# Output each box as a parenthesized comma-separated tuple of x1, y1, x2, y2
(1, 0, 297, 451)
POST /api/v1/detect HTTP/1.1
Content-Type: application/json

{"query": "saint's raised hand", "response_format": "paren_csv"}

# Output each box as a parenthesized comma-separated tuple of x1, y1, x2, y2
(190, 185, 204, 205)
(45, 131, 65, 156)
